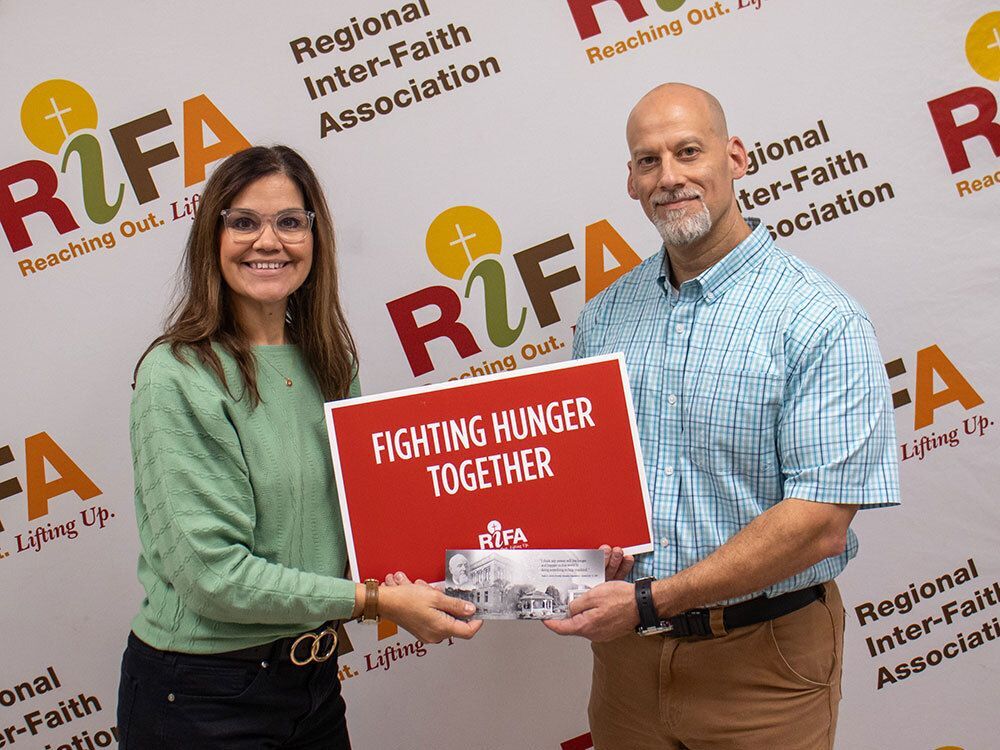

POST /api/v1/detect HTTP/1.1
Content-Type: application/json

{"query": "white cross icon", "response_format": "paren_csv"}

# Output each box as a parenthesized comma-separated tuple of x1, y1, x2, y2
(449, 223, 477, 264)
(988, 27, 1000, 52)
(43, 97, 73, 138)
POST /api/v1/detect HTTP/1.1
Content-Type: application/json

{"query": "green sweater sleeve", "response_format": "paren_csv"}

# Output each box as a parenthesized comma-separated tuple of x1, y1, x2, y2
(131, 348, 357, 626)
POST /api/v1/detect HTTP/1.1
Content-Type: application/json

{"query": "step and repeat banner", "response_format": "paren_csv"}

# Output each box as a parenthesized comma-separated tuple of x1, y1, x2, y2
(1, 1, 997, 748)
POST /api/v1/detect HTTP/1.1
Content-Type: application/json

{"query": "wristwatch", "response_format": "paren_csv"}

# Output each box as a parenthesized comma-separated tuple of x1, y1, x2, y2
(359, 578, 380, 624)
(634, 577, 673, 636)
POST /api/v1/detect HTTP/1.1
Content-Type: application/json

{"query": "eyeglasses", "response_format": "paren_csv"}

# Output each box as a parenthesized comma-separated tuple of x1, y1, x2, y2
(220, 208, 315, 243)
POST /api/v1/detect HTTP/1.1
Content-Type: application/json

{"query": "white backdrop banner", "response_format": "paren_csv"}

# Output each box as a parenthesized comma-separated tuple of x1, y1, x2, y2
(1, 2, 998, 748)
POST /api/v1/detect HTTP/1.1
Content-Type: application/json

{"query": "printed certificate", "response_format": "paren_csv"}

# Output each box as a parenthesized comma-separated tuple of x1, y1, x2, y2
(444, 548, 604, 620)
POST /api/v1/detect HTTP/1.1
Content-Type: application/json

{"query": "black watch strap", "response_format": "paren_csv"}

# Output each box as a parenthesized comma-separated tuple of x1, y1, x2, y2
(634, 577, 659, 629)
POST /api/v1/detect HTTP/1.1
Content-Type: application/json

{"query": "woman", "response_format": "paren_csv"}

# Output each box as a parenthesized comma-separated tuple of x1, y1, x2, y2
(117, 145, 481, 749)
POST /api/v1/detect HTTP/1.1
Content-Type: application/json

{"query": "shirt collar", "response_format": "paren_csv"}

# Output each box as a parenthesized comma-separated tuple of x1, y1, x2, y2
(656, 218, 773, 303)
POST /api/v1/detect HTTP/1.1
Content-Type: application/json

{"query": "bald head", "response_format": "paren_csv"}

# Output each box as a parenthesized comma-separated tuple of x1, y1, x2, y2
(623, 82, 750, 259)
(626, 83, 729, 151)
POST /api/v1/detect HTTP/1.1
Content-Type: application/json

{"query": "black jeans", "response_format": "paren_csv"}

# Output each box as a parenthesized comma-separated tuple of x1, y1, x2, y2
(117, 632, 351, 749)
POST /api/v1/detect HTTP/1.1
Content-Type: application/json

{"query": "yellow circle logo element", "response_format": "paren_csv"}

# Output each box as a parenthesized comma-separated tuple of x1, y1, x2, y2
(20, 79, 98, 155)
(966, 12, 1000, 81)
(425, 206, 501, 280)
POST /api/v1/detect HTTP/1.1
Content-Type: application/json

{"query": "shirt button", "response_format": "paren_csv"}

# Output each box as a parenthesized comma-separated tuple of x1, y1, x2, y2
(667, 394, 677, 405)
(675, 323, 685, 335)
(664, 466, 674, 476)
(660, 537, 669, 547)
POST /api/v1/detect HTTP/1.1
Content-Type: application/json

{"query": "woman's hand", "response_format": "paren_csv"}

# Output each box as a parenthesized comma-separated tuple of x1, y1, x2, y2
(379, 572, 483, 643)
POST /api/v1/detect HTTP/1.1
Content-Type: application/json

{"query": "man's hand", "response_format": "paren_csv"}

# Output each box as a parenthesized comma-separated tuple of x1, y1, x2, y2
(543, 581, 638, 642)
(600, 544, 635, 580)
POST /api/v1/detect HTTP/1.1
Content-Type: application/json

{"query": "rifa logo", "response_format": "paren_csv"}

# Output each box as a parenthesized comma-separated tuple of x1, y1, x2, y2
(886, 345, 991, 464)
(0, 78, 250, 255)
(566, 0, 687, 40)
(0, 432, 104, 559)
(926, 12, 1000, 197)
(385, 205, 643, 377)
(478, 518, 528, 549)
(0, 433, 100, 529)
(885, 344, 984, 430)
(565, 0, 758, 65)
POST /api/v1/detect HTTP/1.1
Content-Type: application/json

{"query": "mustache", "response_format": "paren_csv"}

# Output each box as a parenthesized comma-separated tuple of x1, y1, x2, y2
(651, 189, 704, 207)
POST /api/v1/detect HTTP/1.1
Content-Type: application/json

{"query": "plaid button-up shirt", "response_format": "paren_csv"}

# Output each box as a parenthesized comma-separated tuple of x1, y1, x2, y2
(574, 219, 900, 603)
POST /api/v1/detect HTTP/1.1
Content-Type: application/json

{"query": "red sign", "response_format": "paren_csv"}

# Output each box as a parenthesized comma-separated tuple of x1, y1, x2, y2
(326, 354, 652, 584)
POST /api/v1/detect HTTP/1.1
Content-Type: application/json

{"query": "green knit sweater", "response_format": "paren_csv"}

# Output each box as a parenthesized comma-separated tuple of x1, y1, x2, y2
(129, 343, 359, 653)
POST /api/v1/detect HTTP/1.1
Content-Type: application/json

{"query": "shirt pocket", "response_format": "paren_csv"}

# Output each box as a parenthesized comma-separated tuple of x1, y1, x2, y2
(684, 367, 783, 480)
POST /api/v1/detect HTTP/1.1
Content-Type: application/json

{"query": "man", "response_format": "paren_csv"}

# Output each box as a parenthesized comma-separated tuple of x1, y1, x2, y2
(545, 83, 899, 749)
(448, 553, 472, 587)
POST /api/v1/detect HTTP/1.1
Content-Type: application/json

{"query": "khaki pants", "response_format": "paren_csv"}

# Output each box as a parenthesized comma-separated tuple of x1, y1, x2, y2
(589, 581, 844, 750)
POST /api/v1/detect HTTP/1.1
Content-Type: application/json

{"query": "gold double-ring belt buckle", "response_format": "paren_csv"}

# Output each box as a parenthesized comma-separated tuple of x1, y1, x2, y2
(290, 625, 339, 666)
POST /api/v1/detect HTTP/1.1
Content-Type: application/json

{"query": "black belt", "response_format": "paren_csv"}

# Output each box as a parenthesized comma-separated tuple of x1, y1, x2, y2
(663, 585, 825, 638)
(130, 622, 341, 666)
(218, 622, 341, 665)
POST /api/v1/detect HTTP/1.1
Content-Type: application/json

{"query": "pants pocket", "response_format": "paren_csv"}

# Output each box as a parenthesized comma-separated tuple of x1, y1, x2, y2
(168, 658, 262, 700)
(767, 597, 839, 687)
(158, 659, 270, 746)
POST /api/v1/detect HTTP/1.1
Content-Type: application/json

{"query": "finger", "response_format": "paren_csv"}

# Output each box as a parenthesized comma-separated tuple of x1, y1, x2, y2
(605, 547, 624, 578)
(544, 615, 584, 636)
(392, 571, 412, 585)
(437, 594, 477, 619)
(607, 550, 635, 580)
(599, 544, 612, 566)
(384, 573, 396, 585)
(543, 619, 568, 635)
(448, 618, 484, 639)
(566, 591, 596, 617)
(619, 555, 635, 579)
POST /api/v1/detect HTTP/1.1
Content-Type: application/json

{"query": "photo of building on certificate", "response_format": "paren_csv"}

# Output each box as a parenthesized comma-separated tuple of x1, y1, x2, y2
(444, 549, 604, 620)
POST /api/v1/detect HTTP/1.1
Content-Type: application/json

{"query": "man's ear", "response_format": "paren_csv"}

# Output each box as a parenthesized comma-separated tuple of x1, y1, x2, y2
(626, 161, 638, 200)
(728, 136, 749, 180)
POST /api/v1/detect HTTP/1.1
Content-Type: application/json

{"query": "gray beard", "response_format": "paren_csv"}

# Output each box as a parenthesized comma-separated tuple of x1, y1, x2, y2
(653, 201, 712, 247)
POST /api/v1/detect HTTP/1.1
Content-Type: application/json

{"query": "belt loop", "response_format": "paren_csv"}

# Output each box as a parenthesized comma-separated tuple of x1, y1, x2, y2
(709, 607, 727, 637)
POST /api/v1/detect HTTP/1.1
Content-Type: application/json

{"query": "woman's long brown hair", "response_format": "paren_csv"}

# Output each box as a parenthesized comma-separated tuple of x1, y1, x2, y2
(135, 145, 357, 406)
